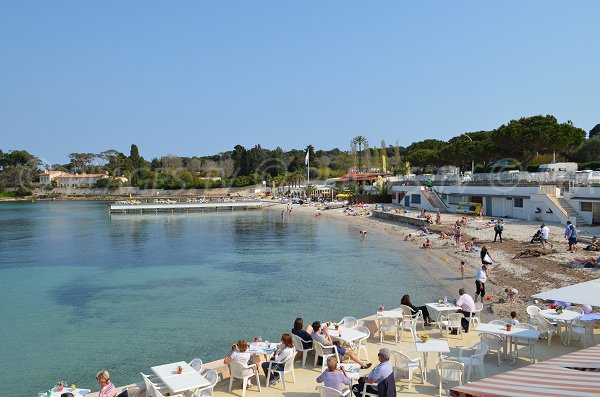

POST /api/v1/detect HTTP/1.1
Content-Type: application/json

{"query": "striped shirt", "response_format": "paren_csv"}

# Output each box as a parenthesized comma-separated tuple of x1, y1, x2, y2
(99, 382, 116, 397)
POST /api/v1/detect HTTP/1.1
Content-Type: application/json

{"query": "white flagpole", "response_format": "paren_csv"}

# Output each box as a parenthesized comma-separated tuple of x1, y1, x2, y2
(306, 151, 310, 187)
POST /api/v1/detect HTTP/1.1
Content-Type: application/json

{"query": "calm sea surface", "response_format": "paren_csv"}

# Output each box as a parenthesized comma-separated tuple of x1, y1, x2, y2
(0, 201, 446, 396)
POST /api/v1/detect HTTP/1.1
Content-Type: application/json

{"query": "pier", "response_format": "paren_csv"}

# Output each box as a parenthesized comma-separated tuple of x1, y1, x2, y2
(108, 200, 263, 214)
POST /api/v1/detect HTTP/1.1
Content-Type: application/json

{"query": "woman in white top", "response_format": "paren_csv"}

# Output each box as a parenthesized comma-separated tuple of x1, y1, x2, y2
(224, 339, 257, 377)
(262, 333, 295, 385)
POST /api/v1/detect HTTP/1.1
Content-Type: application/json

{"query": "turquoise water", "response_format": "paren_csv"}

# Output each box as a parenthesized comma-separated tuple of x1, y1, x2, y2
(0, 201, 442, 396)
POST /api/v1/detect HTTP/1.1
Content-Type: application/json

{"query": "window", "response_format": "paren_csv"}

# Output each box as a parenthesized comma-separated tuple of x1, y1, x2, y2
(411, 194, 421, 204)
(514, 198, 523, 208)
(581, 202, 593, 212)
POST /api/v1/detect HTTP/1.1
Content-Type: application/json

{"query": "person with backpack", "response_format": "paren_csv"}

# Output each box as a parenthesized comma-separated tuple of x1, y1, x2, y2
(493, 219, 504, 242)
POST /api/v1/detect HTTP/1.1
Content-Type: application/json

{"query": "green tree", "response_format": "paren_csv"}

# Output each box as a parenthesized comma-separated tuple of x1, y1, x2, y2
(352, 136, 368, 171)
(493, 115, 585, 167)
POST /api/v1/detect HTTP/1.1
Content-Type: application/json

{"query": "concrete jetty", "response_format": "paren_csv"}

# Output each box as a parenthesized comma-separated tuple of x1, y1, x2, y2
(108, 200, 263, 213)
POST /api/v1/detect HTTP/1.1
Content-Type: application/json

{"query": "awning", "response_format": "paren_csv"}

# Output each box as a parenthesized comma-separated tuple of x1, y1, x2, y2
(451, 345, 600, 397)
(531, 278, 600, 307)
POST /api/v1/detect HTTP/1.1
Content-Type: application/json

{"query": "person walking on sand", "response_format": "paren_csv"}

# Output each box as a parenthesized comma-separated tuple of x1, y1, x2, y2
(480, 244, 493, 266)
(567, 223, 578, 252)
(540, 223, 553, 250)
(460, 261, 465, 280)
(475, 265, 488, 303)
(454, 226, 462, 248)
(493, 219, 503, 242)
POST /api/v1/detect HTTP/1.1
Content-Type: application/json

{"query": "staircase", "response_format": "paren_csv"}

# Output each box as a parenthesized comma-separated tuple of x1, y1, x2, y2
(557, 197, 587, 226)
(422, 189, 449, 213)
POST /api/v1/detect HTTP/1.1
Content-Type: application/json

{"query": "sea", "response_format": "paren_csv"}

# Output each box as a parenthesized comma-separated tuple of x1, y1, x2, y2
(0, 200, 450, 396)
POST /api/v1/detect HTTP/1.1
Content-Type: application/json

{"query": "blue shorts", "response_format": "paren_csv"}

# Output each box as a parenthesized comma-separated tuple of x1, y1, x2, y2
(334, 343, 346, 356)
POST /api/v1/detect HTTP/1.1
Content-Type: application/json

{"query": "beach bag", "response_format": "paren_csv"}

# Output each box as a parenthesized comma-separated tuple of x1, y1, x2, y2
(483, 253, 493, 264)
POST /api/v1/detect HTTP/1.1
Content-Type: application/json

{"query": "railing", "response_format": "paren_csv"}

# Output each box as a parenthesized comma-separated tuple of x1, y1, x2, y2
(389, 172, 595, 185)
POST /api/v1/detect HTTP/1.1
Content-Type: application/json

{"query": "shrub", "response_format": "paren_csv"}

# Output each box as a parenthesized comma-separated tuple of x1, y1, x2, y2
(15, 186, 32, 196)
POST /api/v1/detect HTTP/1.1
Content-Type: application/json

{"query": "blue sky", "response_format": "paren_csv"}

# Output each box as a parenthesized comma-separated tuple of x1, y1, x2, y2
(1, 1, 599, 165)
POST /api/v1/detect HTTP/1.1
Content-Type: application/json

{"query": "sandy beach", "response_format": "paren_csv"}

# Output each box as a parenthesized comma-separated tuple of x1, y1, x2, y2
(267, 201, 600, 320)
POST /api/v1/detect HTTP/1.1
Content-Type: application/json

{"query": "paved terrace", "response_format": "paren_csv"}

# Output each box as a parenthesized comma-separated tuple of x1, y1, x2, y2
(94, 308, 598, 397)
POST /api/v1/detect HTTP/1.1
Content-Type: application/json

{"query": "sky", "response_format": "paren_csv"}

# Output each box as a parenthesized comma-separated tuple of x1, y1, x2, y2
(1, 1, 599, 165)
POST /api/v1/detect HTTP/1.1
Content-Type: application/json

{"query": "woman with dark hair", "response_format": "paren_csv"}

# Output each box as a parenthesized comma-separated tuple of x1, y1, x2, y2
(292, 317, 313, 349)
(262, 333, 296, 385)
(401, 294, 435, 326)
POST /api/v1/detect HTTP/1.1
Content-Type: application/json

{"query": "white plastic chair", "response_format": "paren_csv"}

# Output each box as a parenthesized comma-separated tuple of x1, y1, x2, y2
(511, 323, 537, 362)
(399, 305, 425, 330)
(437, 360, 464, 397)
(439, 313, 464, 339)
(354, 326, 370, 360)
(400, 312, 421, 342)
(379, 317, 398, 344)
(457, 341, 489, 382)
(534, 314, 559, 346)
(189, 358, 204, 373)
(391, 350, 423, 390)
(264, 353, 296, 390)
(469, 303, 483, 328)
(228, 360, 260, 397)
(339, 316, 359, 329)
(571, 320, 597, 347)
(314, 340, 340, 371)
(526, 305, 541, 325)
(317, 385, 350, 397)
(141, 372, 168, 397)
(153, 384, 183, 397)
(291, 333, 314, 368)
(479, 333, 503, 366)
(489, 319, 507, 326)
(192, 369, 219, 397)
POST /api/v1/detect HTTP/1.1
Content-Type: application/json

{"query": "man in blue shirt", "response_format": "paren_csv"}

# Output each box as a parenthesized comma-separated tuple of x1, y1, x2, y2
(352, 348, 393, 397)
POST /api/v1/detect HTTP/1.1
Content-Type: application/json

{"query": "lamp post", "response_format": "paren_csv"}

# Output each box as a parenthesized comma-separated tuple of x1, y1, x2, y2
(462, 134, 475, 175)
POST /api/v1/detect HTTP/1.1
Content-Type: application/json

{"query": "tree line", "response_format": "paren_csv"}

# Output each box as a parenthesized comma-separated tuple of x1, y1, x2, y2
(0, 115, 598, 193)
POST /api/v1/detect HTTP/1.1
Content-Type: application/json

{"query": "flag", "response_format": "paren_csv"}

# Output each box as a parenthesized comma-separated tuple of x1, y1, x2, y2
(305, 150, 309, 165)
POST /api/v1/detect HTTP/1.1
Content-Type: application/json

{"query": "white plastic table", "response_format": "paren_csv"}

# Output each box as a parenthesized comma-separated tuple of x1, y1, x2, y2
(248, 342, 278, 361)
(425, 303, 459, 321)
(415, 338, 449, 381)
(48, 387, 91, 397)
(151, 361, 210, 394)
(338, 363, 361, 386)
(328, 325, 368, 344)
(539, 309, 582, 345)
(476, 323, 540, 363)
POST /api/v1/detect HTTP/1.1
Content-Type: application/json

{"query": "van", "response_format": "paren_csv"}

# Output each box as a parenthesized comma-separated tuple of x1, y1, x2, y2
(538, 162, 578, 173)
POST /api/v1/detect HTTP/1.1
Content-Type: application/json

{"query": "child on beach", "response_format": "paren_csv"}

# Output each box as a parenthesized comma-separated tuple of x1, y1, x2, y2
(422, 238, 432, 249)
(508, 311, 520, 326)
(404, 233, 414, 241)
(505, 287, 518, 304)
(460, 261, 465, 280)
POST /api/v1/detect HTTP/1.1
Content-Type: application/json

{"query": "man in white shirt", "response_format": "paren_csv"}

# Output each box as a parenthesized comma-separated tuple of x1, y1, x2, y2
(540, 223, 553, 249)
(456, 288, 476, 333)
(475, 265, 488, 303)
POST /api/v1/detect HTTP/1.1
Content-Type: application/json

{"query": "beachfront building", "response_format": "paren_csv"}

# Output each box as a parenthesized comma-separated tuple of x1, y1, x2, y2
(39, 170, 111, 188)
(390, 183, 600, 226)
(38, 169, 67, 185)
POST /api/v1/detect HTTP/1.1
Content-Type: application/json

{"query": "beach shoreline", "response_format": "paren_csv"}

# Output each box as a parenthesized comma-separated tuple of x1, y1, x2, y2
(267, 201, 599, 321)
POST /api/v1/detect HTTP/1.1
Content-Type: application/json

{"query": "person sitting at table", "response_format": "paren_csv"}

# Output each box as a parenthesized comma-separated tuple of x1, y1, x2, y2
(455, 288, 476, 334)
(311, 321, 371, 369)
(224, 340, 258, 386)
(96, 370, 117, 397)
(508, 311, 520, 326)
(261, 333, 296, 385)
(316, 356, 351, 393)
(292, 317, 313, 349)
(400, 294, 435, 326)
(351, 348, 393, 397)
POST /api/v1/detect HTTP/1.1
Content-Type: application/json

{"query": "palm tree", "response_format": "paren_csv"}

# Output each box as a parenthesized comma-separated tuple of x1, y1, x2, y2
(352, 136, 368, 172)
